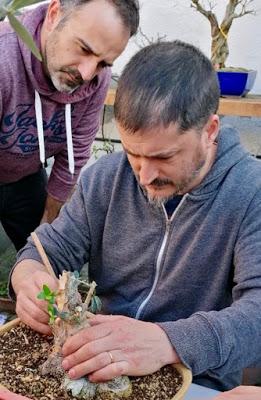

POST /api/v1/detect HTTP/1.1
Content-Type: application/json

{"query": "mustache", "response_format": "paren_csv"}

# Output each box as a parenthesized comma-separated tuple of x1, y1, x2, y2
(147, 178, 173, 187)
(61, 68, 84, 85)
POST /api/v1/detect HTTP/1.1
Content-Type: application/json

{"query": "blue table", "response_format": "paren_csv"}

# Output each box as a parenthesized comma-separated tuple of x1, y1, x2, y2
(185, 383, 220, 399)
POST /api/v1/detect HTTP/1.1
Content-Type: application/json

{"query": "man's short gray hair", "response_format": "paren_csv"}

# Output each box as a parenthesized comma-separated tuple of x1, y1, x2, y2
(114, 40, 220, 133)
(59, 0, 139, 37)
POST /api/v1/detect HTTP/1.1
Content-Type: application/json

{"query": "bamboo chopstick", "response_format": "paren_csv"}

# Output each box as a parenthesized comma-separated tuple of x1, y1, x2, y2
(31, 232, 57, 279)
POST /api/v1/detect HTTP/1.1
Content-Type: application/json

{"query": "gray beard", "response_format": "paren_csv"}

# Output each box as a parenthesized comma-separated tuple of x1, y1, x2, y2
(141, 186, 175, 208)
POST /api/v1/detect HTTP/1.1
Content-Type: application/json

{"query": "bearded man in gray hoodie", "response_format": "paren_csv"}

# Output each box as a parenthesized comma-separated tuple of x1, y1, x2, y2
(0, 0, 139, 250)
(10, 41, 261, 392)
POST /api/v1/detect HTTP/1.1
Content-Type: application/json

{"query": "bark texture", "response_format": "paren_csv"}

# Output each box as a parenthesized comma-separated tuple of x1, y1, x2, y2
(191, 0, 255, 68)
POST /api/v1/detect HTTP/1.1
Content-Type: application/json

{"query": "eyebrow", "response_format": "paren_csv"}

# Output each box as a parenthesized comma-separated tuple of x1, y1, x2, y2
(122, 145, 178, 159)
(78, 38, 113, 67)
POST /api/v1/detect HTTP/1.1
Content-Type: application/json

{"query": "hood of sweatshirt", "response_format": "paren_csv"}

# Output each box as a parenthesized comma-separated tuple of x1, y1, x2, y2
(189, 125, 249, 198)
(18, 4, 109, 104)
(15, 4, 110, 174)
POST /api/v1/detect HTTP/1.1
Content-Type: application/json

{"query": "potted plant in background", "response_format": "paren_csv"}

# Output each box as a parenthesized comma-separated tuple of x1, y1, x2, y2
(190, 0, 257, 96)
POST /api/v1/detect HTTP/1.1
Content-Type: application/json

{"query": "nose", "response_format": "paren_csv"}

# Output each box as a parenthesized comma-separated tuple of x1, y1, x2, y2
(78, 57, 98, 82)
(138, 158, 158, 186)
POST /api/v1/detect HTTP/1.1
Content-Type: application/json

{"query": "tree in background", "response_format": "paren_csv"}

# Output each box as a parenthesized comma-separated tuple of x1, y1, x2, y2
(190, 0, 256, 68)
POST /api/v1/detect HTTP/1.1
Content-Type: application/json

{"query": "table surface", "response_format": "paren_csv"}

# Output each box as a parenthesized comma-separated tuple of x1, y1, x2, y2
(105, 89, 261, 117)
(185, 383, 220, 399)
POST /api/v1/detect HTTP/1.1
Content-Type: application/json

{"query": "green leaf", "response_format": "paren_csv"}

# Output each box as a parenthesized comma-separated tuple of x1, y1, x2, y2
(37, 291, 46, 300)
(7, 12, 42, 61)
(43, 284, 51, 296)
(48, 304, 57, 318)
(9, 0, 44, 12)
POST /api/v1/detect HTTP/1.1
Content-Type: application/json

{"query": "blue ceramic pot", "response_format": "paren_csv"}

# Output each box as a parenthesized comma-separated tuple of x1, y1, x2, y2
(217, 70, 257, 97)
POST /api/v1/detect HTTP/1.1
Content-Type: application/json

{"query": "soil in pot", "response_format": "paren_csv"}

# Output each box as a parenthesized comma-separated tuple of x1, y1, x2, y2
(0, 324, 183, 400)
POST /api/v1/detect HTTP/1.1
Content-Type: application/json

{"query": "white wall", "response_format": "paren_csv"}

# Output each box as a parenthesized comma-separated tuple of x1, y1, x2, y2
(112, 0, 261, 94)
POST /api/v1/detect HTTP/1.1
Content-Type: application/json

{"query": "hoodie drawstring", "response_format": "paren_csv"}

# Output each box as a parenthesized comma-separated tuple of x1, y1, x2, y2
(35, 90, 45, 166)
(34, 90, 75, 175)
(65, 103, 75, 175)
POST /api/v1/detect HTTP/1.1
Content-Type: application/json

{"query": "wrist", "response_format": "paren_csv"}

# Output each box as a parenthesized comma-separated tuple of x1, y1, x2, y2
(155, 323, 181, 366)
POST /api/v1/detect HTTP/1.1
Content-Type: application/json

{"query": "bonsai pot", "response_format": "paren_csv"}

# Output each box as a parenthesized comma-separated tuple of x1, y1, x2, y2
(217, 69, 257, 97)
(0, 318, 192, 400)
(0, 297, 15, 312)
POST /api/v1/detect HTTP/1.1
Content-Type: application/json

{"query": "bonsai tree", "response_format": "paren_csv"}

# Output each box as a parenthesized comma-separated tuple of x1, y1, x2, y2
(0, 0, 43, 60)
(190, 0, 256, 68)
(38, 271, 132, 399)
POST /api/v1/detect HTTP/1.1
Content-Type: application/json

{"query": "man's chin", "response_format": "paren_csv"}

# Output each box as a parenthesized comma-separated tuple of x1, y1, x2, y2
(146, 190, 176, 207)
(51, 75, 80, 93)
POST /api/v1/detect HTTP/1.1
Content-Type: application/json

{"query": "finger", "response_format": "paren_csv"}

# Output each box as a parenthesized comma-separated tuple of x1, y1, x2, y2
(16, 302, 51, 335)
(0, 390, 31, 400)
(62, 324, 112, 356)
(63, 339, 108, 370)
(16, 292, 49, 324)
(89, 361, 129, 383)
(65, 351, 115, 379)
(34, 273, 58, 291)
(66, 349, 129, 382)
(62, 333, 115, 369)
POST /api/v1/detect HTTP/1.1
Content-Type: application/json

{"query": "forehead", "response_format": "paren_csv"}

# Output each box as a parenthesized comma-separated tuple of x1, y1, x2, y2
(59, 0, 129, 57)
(118, 123, 200, 156)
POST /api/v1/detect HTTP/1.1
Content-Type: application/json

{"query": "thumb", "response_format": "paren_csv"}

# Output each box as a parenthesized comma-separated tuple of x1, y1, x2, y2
(0, 391, 32, 400)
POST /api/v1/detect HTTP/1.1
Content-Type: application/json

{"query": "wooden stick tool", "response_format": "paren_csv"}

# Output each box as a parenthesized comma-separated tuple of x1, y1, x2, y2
(31, 231, 57, 279)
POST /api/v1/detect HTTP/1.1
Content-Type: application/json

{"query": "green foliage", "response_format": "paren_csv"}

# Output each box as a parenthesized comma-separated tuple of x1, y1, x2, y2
(37, 284, 58, 324)
(0, 281, 8, 297)
(0, 0, 44, 60)
(92, 140, 115, 159)
(37, 279, 102, 325)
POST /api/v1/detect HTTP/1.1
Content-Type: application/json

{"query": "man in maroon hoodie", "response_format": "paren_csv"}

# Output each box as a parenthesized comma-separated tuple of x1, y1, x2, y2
(0, 0, 139, 250)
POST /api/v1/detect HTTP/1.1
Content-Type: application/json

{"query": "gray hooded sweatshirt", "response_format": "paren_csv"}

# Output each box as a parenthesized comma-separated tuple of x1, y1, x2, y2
(15, 126, 261, 391)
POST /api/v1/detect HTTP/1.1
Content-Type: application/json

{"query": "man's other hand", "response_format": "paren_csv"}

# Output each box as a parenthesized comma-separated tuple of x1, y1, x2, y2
(40, 194, 63, 224)
(212, 385, 261, 399)
(12, 260, 58, 335)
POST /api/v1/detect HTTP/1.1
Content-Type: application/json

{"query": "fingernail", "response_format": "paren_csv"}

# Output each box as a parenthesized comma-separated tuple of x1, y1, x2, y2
(62, 360, 69, 370)
(69, 369, 76, 378)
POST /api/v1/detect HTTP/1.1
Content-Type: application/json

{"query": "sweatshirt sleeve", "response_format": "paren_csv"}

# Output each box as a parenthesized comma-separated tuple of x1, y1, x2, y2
(47, 70, 111, 202)
(158, 189, 261, 377)
(14, 177, 91, 275)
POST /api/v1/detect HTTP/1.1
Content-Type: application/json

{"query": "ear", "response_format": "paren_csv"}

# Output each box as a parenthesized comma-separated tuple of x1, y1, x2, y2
(45, 0, 62, 32)
(204, 114, 220, 148)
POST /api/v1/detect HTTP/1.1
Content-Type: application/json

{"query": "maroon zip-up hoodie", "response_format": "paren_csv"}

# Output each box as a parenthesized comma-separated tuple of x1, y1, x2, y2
(0, 5, 111, 201)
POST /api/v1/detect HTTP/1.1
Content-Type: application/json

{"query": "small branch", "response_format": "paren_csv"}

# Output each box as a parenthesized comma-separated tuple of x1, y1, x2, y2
(135, 27, 167, 49)
(84, 281, 97, 307)
(190, 0, 219, 30)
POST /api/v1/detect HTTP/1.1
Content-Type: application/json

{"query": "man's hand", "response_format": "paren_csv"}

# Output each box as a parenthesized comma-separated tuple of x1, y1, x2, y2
(62, 314, 180, 382)
(41, 194, 63, 224)
(0, 390, 31, 400)
(12, 260, 58, 335)
(212, 386, 261, 399)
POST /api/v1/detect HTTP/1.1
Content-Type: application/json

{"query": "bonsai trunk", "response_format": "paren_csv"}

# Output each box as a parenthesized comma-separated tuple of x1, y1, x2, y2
(211, 30, 229, 69)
